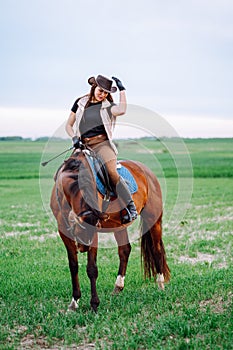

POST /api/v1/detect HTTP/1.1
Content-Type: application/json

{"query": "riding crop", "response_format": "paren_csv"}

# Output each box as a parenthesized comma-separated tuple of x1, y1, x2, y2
(41, 146, 73, 166)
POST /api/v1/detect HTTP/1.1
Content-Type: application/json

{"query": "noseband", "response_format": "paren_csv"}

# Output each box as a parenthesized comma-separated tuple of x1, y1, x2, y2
(72, 209, 100, 230)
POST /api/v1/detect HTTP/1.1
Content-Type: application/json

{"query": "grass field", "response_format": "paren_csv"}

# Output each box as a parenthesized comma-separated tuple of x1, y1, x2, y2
(0, 138, 232, 349)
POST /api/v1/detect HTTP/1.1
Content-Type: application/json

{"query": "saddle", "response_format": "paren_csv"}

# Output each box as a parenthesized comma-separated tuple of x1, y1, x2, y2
(84, 150, 138, 200)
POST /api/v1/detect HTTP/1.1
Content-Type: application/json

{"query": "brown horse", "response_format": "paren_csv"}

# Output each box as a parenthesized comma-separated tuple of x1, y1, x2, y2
(50, 149, 170, 312)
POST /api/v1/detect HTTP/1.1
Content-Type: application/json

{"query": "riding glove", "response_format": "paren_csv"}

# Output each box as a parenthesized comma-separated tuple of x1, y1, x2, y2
(72, 136, 84, 149)
(112, 77, 126, 91)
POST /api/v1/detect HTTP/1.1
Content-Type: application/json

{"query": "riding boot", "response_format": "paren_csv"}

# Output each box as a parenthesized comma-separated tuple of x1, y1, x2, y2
(116, 177, 138, 223)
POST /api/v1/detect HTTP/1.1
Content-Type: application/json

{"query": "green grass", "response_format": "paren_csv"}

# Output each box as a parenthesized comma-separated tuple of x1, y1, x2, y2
(0, 138, 232, 179)
(117, 138, 233, 178)
(0, 139, 233, 349)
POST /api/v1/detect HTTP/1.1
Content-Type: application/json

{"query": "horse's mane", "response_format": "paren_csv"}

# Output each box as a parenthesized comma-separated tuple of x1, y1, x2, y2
(62, 155, 82, 173)
(53, 155, 81, 183)
(62, 152, 95, 200)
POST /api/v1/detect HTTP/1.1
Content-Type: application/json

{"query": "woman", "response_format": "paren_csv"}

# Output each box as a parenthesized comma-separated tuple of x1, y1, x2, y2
(65, 74, 137, 223)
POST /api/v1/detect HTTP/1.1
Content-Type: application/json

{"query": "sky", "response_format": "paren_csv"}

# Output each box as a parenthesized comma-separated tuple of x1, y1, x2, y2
(0, 0, 233, 139)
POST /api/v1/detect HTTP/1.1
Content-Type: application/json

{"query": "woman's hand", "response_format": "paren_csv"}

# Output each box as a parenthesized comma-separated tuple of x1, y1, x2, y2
(72, 136, 84, 149)
(112, 77, 126, 91)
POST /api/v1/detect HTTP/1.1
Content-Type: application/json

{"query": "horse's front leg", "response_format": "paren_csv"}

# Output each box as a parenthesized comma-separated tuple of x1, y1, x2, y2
(113, 228, 131, 294)
(59, 232, 81, 311)
(86, 233, 100, 312)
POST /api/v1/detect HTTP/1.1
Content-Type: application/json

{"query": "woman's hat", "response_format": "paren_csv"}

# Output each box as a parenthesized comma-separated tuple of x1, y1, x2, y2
(88, 75, 117, 93)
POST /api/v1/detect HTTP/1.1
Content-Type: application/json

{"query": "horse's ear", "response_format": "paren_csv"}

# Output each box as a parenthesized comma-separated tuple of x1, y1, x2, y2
(62, 158, 82, 172)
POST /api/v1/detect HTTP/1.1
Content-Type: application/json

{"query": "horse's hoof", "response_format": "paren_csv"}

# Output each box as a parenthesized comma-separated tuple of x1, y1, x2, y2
(112, 286, 124, 295)
(158, 282, 165, 290)
(67, 298, 79, 311)
(92, 307, 98, 313)
(157, 274, 165, 290)
(91, 304, 99, 313)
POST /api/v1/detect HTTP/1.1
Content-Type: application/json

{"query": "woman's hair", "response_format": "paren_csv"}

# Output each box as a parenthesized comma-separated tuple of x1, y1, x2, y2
(85, 84, 113, 108)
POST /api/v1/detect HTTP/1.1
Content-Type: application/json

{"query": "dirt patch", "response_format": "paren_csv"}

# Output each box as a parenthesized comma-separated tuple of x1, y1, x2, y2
(179, 252, 215, 265)
(3, 231, 30, 238)
(2, 222, 40, 238)
(199, 292, 232, 314)
(13, 222, 37, 228)
(3, 231, 58, 241)
(20, 334, 47, 349)
(19, 333, 96, 349)
(217, 262, 228, 269)
(178, 252, 229, 269)
(29, 232, 58, 242)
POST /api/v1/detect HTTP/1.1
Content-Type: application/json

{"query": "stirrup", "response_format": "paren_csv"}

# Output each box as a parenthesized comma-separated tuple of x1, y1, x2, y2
(127, 201, 138, 221)
(120, 207, 132, 224)
(129, 210, 137, 221)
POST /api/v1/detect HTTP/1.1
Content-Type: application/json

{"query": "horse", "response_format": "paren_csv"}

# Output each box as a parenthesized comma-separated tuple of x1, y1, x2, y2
(50, 149, 170, 312)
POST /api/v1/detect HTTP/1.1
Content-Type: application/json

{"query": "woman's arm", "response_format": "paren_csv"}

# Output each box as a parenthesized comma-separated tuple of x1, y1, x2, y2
(111, 90, 127, 117)
(65, 111, 76, 137)
(111, 77, 127, 117)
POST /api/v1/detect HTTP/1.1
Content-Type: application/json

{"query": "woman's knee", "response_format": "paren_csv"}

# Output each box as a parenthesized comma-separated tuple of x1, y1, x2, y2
(106, 165, 120, 185)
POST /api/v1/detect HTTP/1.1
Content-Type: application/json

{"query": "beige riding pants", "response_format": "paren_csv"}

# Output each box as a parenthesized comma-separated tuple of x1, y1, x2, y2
(87, 139, 120, 186)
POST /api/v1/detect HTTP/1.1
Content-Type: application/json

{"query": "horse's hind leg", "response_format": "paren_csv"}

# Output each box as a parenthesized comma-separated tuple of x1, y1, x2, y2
(60, 231, 81, 311)
(141, 215, 170, 290)
(152, 219, 170, 290)
(113, 228, 131, 294)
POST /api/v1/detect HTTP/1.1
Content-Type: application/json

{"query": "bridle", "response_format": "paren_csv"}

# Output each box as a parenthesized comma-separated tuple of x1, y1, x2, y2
(54, 150, 103, 235)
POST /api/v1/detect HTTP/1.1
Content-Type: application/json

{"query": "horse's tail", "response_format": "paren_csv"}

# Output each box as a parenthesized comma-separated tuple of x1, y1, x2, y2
(140, 215, 170, 283)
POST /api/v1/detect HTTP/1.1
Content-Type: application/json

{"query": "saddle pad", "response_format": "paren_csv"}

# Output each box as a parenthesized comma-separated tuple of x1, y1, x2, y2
(97, 164, 138, 196)
(88, 157, 138, 197)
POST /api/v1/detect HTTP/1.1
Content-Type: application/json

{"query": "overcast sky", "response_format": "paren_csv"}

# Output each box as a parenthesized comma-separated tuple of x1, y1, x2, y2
(1, 0, 233, 139)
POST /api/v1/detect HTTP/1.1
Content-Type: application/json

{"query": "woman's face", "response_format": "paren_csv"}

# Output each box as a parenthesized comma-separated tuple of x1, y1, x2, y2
(94, 86, 108, 102)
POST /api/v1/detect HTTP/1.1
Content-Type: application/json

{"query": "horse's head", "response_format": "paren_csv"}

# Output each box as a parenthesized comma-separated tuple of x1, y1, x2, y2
(60, 152, 106, 238)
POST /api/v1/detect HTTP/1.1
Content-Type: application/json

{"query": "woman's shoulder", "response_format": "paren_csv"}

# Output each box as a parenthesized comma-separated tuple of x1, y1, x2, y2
(78, 94, 89, 106)
(71, 95, 89, 113)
